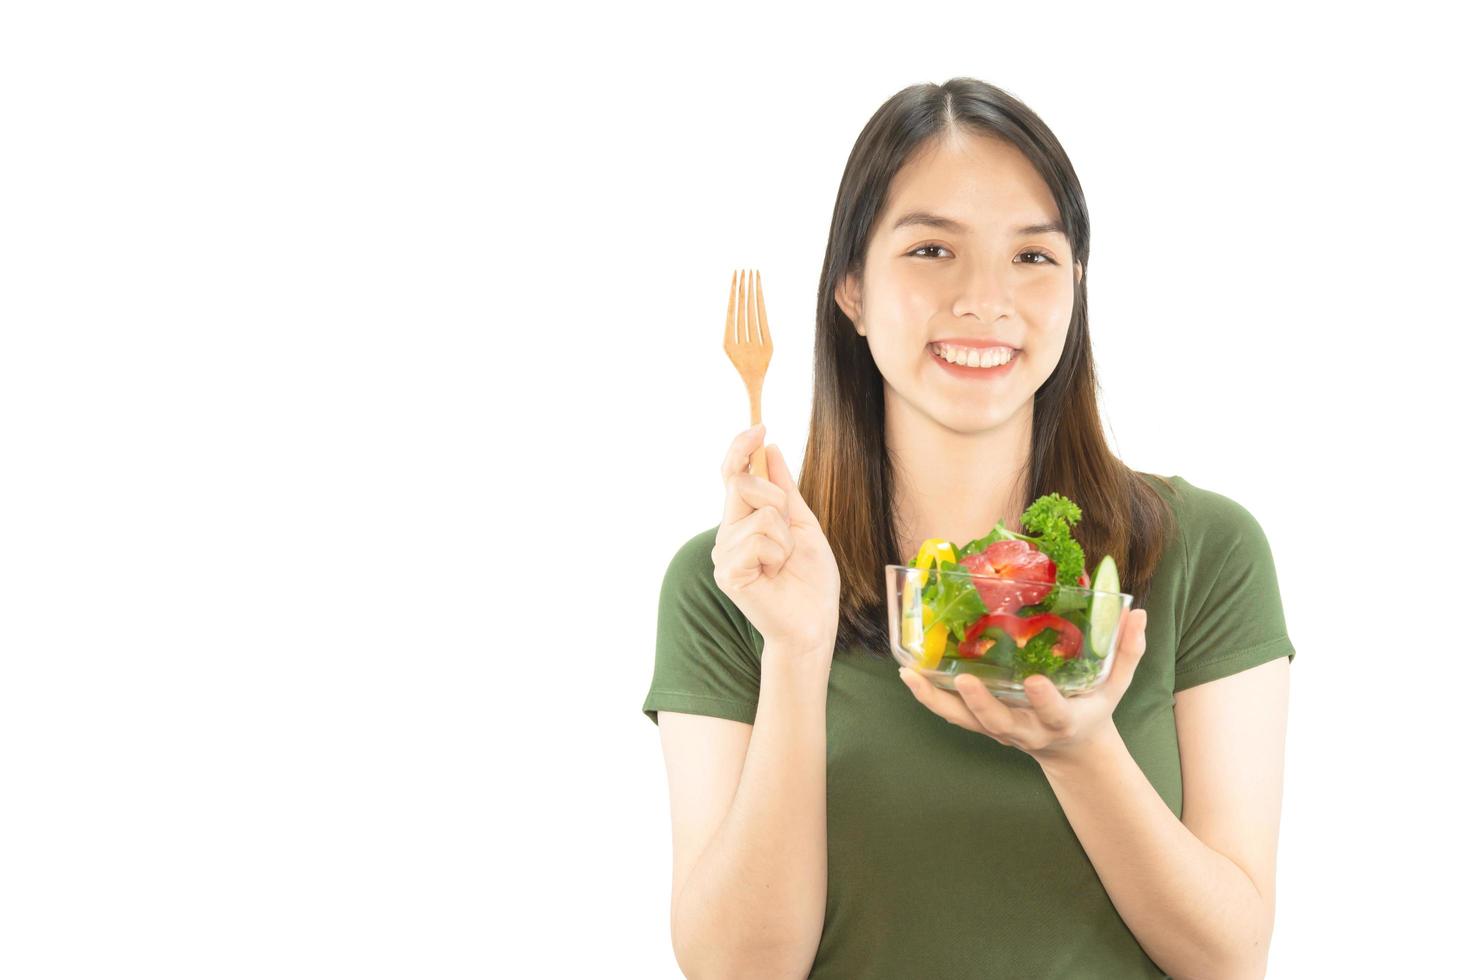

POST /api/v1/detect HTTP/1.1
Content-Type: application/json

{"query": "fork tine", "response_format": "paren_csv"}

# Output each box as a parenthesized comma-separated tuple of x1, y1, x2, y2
(734, 268, 745, 344)
(748, 268, 760, 344)
(744, 269, 758, 346)
(738, 269, 750, 344)
(725, 269, 738, 349)
(754, 270, 770, 348)
(744, 268, 755, 345)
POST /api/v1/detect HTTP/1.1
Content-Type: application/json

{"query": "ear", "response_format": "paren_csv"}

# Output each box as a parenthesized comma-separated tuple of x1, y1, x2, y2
(835, 272, 864, 336)
(1074, 260, 1083, 287)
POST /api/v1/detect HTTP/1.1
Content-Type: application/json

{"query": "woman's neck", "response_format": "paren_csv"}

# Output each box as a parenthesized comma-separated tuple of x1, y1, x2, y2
(887, 401, 1033, 560)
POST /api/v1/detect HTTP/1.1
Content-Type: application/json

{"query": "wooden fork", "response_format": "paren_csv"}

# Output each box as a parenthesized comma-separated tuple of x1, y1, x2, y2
(723, 269, 774, 479)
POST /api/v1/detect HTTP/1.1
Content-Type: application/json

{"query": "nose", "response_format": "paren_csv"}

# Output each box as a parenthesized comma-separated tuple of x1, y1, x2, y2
(950, 262, 1013, 323)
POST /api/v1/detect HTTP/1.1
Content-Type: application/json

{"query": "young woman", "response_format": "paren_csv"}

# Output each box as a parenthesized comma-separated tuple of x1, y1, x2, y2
(642, 78, 1293, 979)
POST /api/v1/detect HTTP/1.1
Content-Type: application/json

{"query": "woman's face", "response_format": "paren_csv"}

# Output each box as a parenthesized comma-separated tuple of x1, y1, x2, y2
(836, 130, 1082, 433)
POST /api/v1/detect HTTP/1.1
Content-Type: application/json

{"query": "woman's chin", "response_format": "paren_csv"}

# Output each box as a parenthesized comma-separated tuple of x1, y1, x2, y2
(930, 386, 1036, 430)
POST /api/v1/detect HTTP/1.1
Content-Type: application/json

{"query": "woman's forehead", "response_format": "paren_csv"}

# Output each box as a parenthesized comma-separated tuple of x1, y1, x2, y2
(880, 139, 1058, 235)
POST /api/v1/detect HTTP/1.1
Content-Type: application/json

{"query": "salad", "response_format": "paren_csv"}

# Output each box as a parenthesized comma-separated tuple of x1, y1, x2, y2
(900, 492, 1123, 690)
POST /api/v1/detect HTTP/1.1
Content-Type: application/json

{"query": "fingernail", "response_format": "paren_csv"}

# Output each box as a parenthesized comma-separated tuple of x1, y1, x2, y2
(748, 423, 765, 436)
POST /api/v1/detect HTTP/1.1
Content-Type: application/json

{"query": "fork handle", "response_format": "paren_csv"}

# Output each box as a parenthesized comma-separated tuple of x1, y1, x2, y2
(750, 444, 768, 481)
(746, 381, 768, 479)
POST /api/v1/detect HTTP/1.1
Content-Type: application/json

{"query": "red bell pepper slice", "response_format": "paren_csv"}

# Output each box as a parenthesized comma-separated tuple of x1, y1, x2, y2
(960, 611, 1083, 659)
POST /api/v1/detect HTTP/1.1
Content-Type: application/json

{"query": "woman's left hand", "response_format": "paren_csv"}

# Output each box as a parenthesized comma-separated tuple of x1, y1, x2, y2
(899, 608, 1148, 764)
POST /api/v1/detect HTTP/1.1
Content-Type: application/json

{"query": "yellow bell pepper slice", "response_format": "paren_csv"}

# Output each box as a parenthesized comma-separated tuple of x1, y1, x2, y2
(913, 538, 957, 588)
(913, 604, 948, 670)
(900, 576, 950, 671)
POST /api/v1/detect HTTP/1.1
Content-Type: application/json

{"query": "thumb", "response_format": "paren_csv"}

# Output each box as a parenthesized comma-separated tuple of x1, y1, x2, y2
(766, 444, 818, 524)
(1107, 608, 1148, 694)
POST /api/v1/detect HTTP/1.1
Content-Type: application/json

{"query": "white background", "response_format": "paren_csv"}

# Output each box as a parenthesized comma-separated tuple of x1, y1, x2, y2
(2, 2, 1462, 977)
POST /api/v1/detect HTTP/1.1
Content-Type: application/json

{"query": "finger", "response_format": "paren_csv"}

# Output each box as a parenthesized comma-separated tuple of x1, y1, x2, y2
(1103, 608, 1148, 697)
(717, 505, 795, 569)
(899, 669, 982, 732)
(720, 424, 767, 484)
(764, 443, 820, 526)
(1021, 674, 1074, 734)
(722, 473, 789, 529)
(721, 528, 789, 584)
(951, 673, 1022, 743)
(742, 505, 795, 556)
(719, 426, 772, 528)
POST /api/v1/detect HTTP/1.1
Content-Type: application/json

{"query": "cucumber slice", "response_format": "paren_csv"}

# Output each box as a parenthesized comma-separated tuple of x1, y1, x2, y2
(1088, 555, 1122, 657)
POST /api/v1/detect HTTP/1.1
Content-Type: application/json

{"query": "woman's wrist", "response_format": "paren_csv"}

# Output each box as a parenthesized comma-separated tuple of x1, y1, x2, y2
(763, 633, 836, 672)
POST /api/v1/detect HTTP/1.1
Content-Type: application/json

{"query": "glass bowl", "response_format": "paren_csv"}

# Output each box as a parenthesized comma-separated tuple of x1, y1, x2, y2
(886, 563, 1133, 706)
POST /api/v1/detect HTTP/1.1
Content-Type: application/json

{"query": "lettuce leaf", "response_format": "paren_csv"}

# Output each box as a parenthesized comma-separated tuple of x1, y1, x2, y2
(928, 557, 987, 640)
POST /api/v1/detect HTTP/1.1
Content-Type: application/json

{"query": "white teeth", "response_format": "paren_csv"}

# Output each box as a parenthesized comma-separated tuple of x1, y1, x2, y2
(934, 343, 1015, 368)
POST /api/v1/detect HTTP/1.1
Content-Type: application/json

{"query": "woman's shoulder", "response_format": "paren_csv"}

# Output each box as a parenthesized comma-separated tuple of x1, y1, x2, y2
(1138, 473, 1277, 556)
(662, 524, 724, 583)
(646, 525, 764, 725)
(659, 524, 757, 629)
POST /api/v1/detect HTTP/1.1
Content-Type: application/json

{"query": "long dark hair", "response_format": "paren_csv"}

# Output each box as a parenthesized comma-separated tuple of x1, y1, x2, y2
(798, 78, 1179, 658)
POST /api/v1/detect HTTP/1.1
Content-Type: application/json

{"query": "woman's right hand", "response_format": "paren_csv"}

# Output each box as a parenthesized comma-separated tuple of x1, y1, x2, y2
(712, 425, 841, 660)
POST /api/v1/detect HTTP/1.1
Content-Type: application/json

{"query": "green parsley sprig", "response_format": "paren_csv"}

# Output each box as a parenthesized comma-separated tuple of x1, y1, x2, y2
(1015, 492, 1085, 589)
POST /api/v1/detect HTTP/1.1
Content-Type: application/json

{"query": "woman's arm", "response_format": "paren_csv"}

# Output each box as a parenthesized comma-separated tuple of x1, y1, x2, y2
(664, 641, 831, 979)
(1036, 658, 1290, 980)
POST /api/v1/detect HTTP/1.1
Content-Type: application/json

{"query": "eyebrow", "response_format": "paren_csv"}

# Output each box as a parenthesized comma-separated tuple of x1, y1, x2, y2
(891, 210, 1067, 238)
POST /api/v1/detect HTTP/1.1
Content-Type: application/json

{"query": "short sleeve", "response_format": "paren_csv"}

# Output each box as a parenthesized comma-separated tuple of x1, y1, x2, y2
(641, 526, 764, 726)
(1173, 486, 1296, 692)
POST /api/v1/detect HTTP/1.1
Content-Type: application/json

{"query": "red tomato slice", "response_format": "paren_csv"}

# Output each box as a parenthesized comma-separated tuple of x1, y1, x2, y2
(960, 540, 1056, 613)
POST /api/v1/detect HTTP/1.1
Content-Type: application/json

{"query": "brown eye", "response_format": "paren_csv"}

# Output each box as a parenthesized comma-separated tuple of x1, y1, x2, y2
(910, 245, 951, 258)
(1018, 250, 1055, 265)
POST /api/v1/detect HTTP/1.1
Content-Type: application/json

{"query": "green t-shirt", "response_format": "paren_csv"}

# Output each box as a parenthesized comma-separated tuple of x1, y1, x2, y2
(642, 475, 1295, 979)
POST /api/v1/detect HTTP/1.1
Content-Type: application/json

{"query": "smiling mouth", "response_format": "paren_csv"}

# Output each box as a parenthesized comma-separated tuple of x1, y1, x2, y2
(928, 343, 1020, 371)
